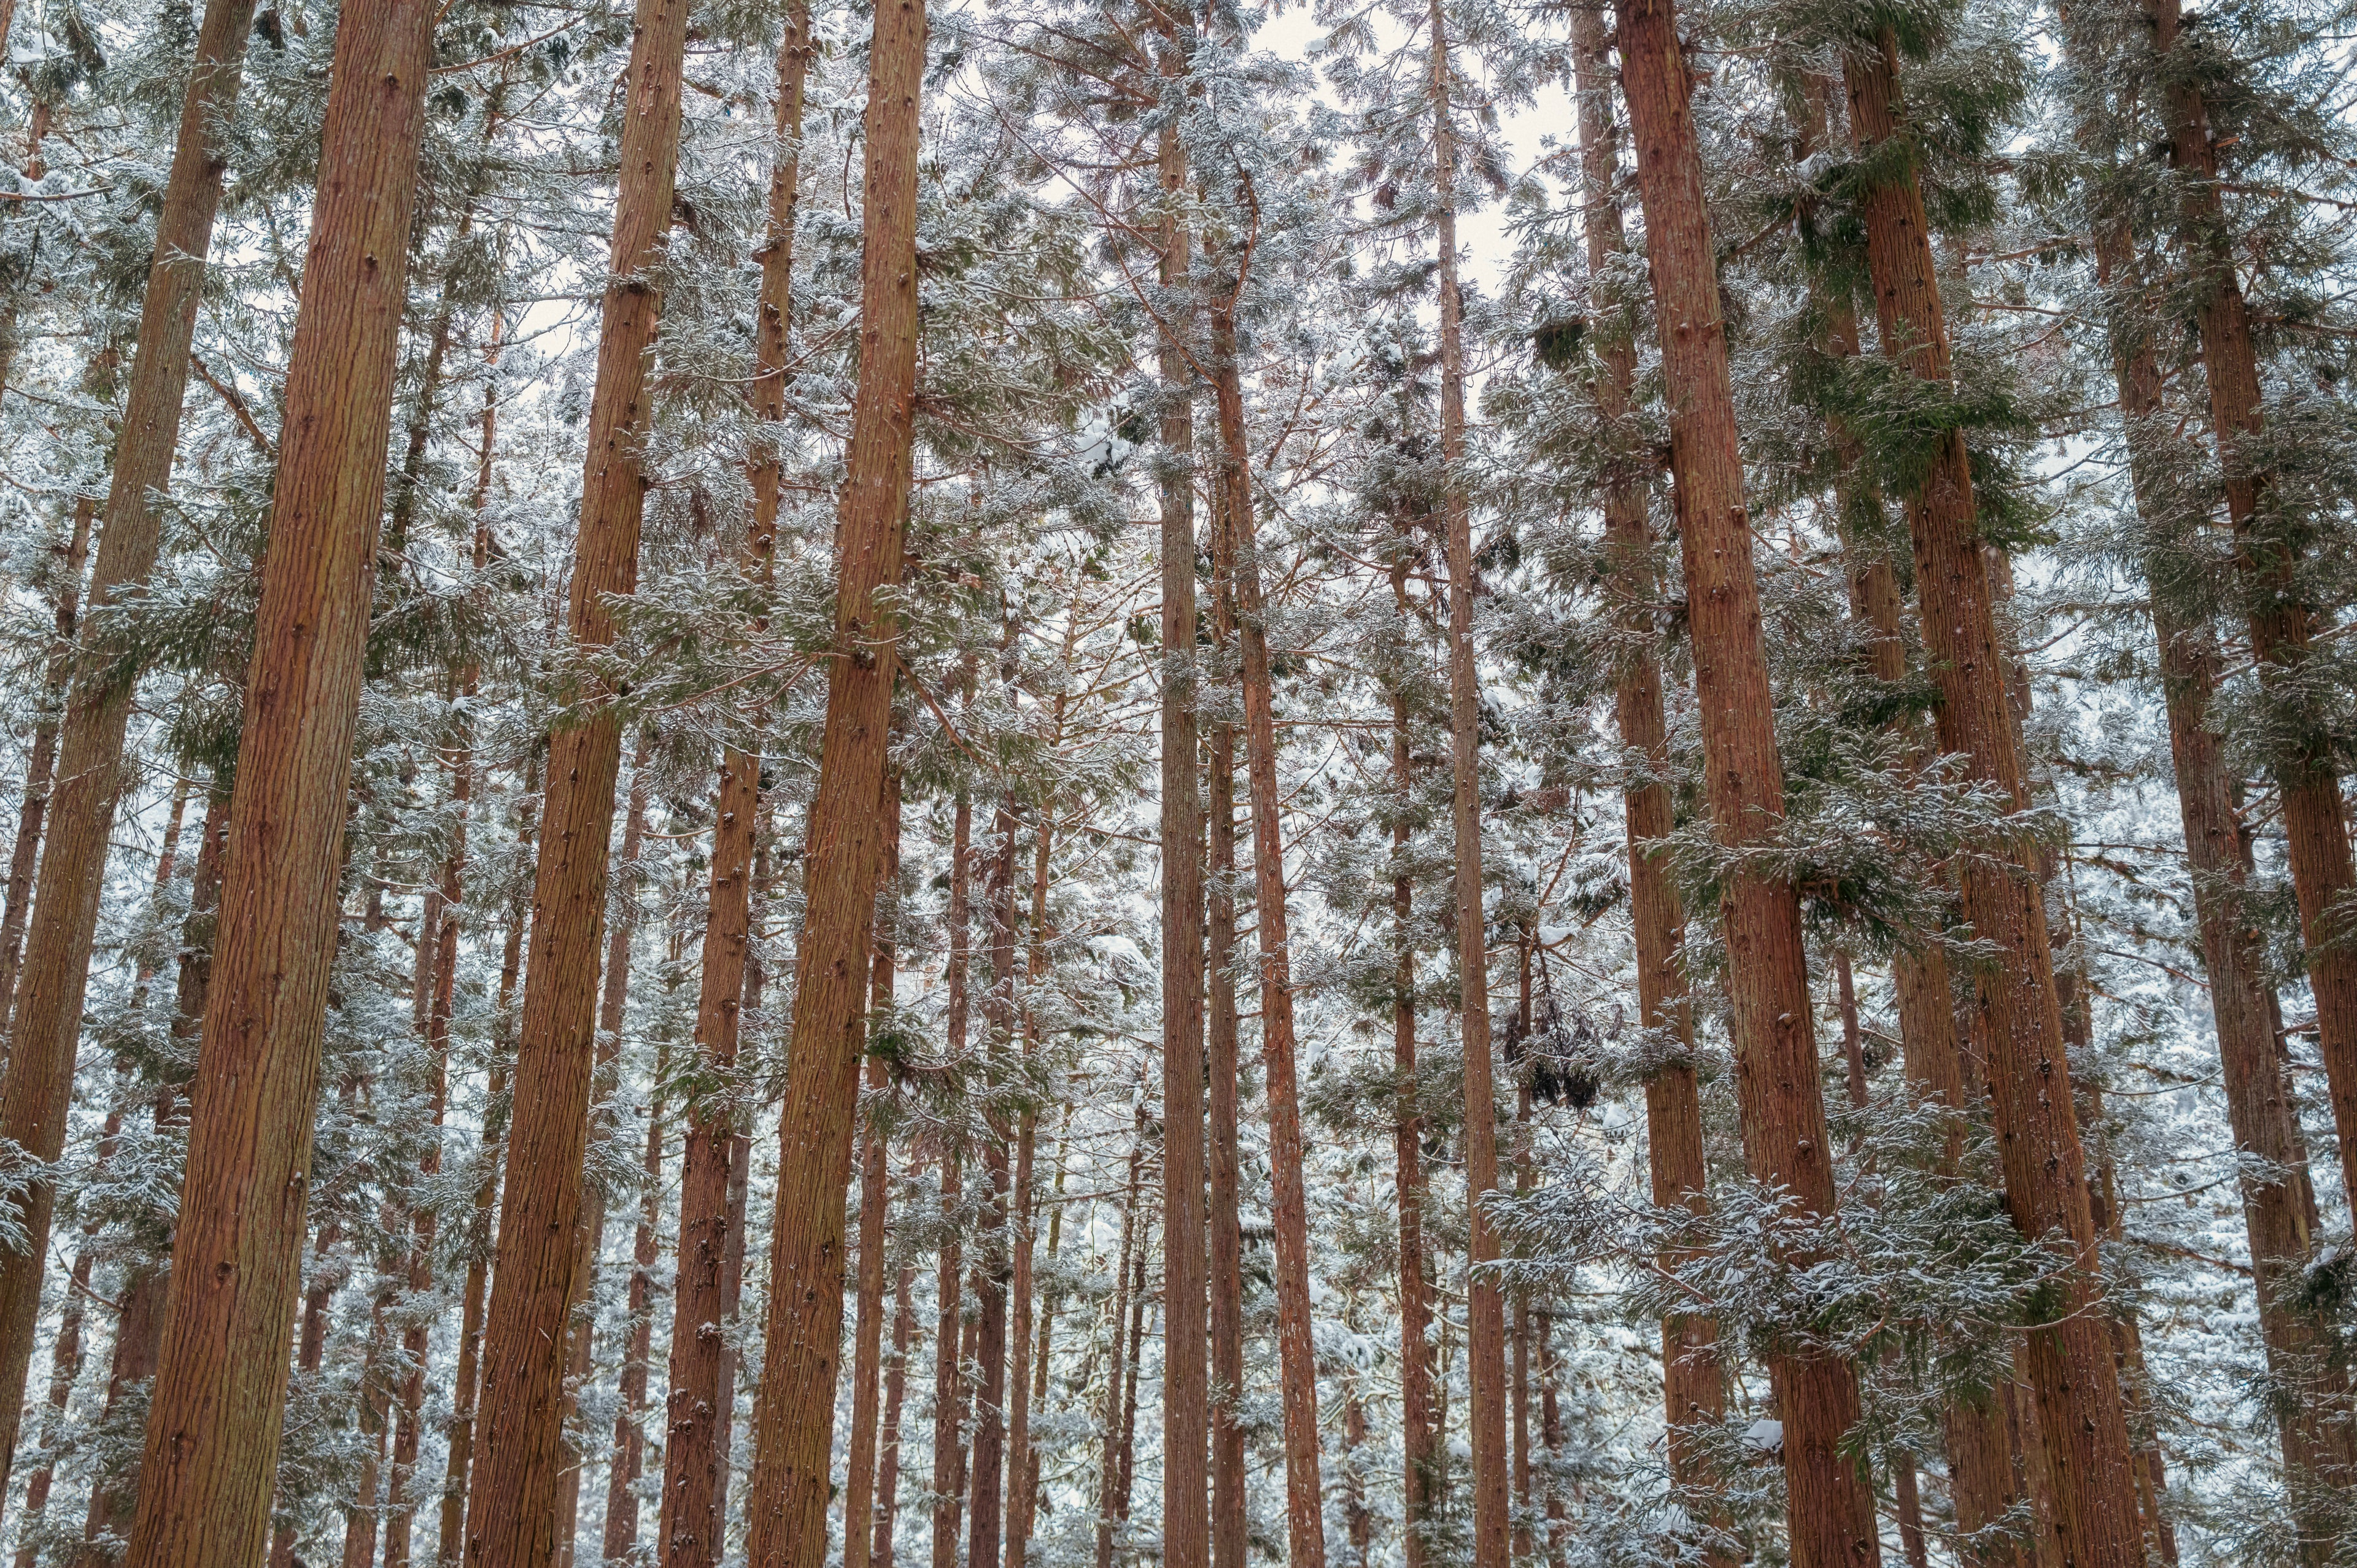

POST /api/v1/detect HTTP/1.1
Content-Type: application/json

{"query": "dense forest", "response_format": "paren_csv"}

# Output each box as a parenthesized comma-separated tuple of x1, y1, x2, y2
(0, 0, 2353, 1554)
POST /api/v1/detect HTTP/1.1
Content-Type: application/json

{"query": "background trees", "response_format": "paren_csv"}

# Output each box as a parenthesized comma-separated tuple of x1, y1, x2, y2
(2, 0, 2357, 1562)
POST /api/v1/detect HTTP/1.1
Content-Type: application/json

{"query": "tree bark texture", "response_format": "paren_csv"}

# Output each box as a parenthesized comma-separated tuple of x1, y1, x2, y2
(465, 0, 694, 1552)
(0, 0, 266, 1484)
(120, 0, 438, 1553)
(1568, 14, 1730, 1535)
(1612, 6, 1880, 1564)
(1844, 37, 2143, 1566)
(1210, 280, 1326, 1568)
(738, 0, 925, 1551)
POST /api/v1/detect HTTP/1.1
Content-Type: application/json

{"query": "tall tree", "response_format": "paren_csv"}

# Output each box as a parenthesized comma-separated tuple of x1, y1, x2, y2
(1209, 238, 1325, 1568)
(2147, 0, 2357, 1232)
(462, 0, 695, 1549)
(1609, 4, 1882, 1564)
(117, 0, 441, 1550)
(1841, 31, 2145, 1562)
(1426, 11, 1508, 1565)
(1156, 35, 1210, 1568)
(1566, 14, 1729, 1541)
(654, 4, 807, 1548)
(0, 0, 270, 1483)
(738, 0, 927, 1551)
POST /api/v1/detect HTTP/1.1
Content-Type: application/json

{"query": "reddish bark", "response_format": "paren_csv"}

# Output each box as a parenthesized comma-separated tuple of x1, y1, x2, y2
(932, 797, 975, 1568)
(0, 0, 268, 1481)
(1210, 252, 1325, 1568)
(1154, 54, 1209, 1568)
(845, 769, 904, 1568)
(0, 493, 91, 1026)
(1844, 37, 2142, 1565)
(1386, 561, 1435, 1568)
(466, 0, 695, 1548)
(1568, 17, 1730, 1539)
(119, 0, 440, 1551)
(600, 1035, 667, 1561)
(1428, 18, 1509, 1562)
(2150, 0, 2357, 1236)
(1611, 4, 1879, 1563)
(736, 0, 925, 1551)
(1207, 500, 1249, 1568)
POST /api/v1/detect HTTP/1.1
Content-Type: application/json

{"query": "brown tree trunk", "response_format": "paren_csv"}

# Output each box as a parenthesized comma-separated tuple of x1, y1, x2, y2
(654, 25, 808, 1535)
(876, 1261, 916, 1568)
(339, 1294, 395, 1568)
(1154, 54, 1210, 1568)
(387, 681, 478, 1568)
(1207, 504, 1248, 1568)
(2056, 36, 2340, 1532)
(737, 0, 924, 1553)
(77, 1253, 169, 1562)
(438, 749, 536, 1568)
(1568, 15, 1731, 1541)
(845, 769, 904, 1568)
(1004, 796, 1058, 1568)
(657, 730, 762, 1568)
(1113, 1224, 1150, 1535)
(1611, 4, 1879, 1564)
(119, 0, 439, 1552)
(2148, 0, 2357, 1235)
(552, 730, 654, 1568)
(1843, 38, 2142, 1566)
(656, 63, 803, 1530)
(1209, 254, 1326, 1568)
(0, 493, 92, 1027)
(0, 0, 269, 1482)
(603, 1037, 670, 1562)
(466, 0, 696, 1547)
(1427, 22, 1509, 1565)
(1022, 1108, 1072, 1536)
(1789, 74, 2020, 1555)
(1385, 560, 1435, 1568)
(932, 795, 975, 1568)
(1094, 1135, 1146, 1568)
(967, 796, 1020, 1568)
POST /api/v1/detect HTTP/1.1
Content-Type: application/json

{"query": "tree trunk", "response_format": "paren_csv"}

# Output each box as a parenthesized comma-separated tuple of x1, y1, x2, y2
(599, 1028, 667, 1559)
(738, 0, 925, 1553)
(932, 794, 975, 1568)
(876, 1261, 916, 1568)
(117, 0, 438, 1553)
(1023, 1108, 1073, 1537)
(967, 796, 1020, 1568)
(845, 768, 904, 1568)
(438, 749, 537, 1568)
(1207, 502, 1249, 1568)
(0, 0, 269, 1482)
(0, 493, 92, 1027)
(1568, 13, 1731, 1542)
(1611, 5, 1879, 1564)
(1153, 52, 1210, 1568)
(1004, 798, 1058, 1568)
(1209, 254, 1326, 1568)
(1384, 560, 1435, 1568)
(2147, 0, 2357, 1237)
(2053, 35, 2335, 1523)
(1843, 38, 2143, 1566)
(465, 0, 695, 1548)
(387, 674, 479, 1568)
(656, 61, 805, 1527)
(551, 730, 654, 1568)
(1094, 1134, 1145, 1568)
(1426, 21, 1509, 1566)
